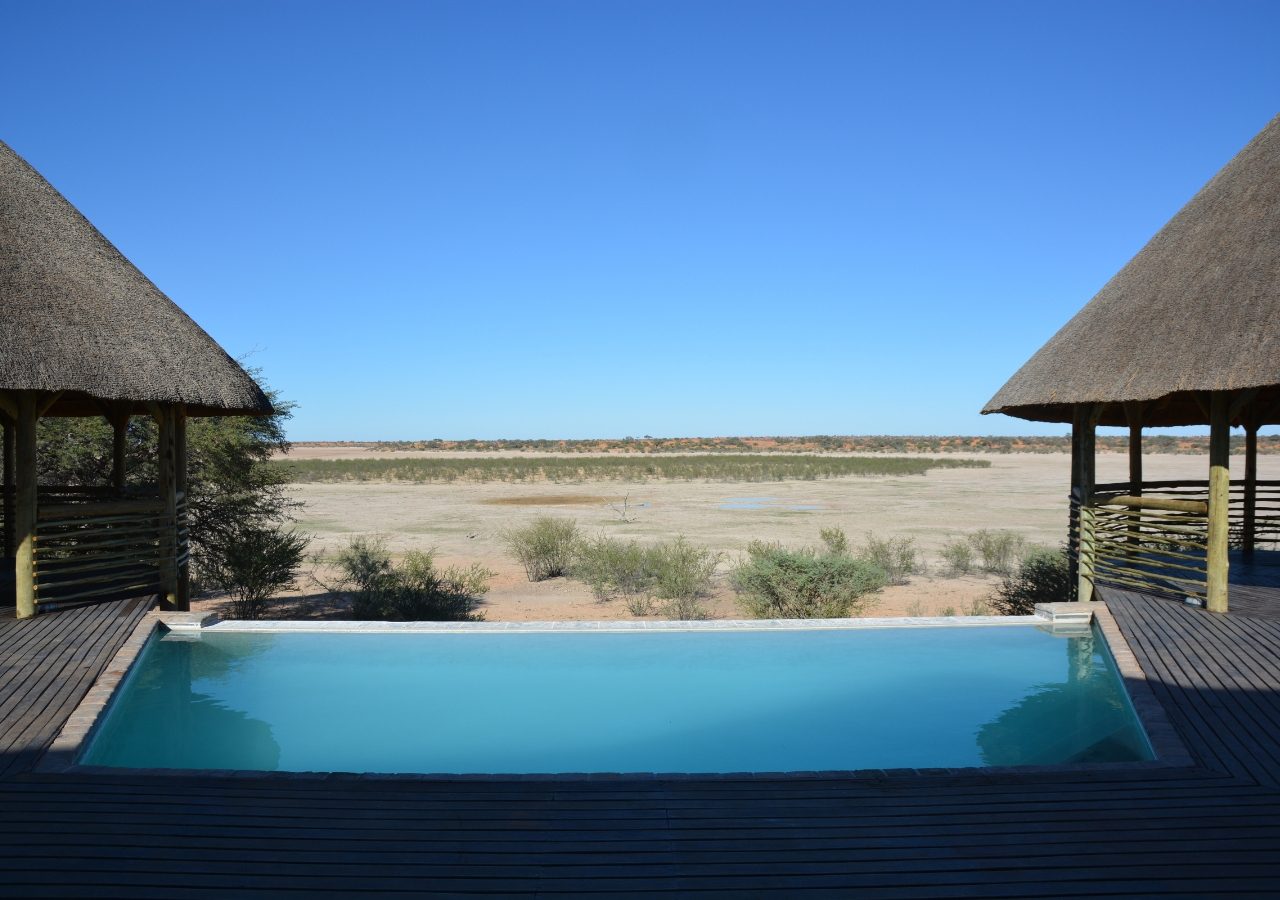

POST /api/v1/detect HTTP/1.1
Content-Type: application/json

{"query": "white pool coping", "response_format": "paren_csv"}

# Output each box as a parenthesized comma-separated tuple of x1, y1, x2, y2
(201, 614, 1046, 634)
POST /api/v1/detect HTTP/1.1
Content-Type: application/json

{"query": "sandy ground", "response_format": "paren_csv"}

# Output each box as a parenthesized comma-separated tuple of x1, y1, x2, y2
(196, 450, 1280, 622)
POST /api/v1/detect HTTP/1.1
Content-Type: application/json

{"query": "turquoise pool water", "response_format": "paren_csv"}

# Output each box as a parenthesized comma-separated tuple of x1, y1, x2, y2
(80, 624, 1152, 774)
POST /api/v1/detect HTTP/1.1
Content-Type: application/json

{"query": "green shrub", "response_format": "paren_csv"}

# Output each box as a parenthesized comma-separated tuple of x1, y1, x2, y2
(573, 536, 655, 602)
(963, 597, 992, 616)
(968, 529, 1027, 575)
(939, 539, 975, 576)
(732, 540, 885, 619)
(989, 546, 1072, 615)
(819, 526, 850, 556)
(332, 536, 491, 621)
(649, 537, 721, 602)
(571, 535, 720, 616)
(858, 533, 921, 585)
(661, 595, 711, 621)
(206, 523, 309, 620)
(625, 594, 656, 617)
(501, 517, 580, 581)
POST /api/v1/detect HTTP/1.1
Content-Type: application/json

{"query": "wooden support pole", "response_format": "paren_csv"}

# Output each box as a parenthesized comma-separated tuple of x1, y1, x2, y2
(1207, 392, 1231, 614)
(156, 406, 179, 610)
(174, 407, 189, 611)
(1071, 404, 1100, 602)
(1244, 419, 1259, 557)
(14, 394, 38, 619)
(109, 409, 129, 492)
(2, 412, 14, 559)
(1125, 402, 1145, 556)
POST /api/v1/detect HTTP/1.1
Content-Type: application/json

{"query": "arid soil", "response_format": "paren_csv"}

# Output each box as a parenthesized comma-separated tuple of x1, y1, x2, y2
(198, 449, 1280, 622)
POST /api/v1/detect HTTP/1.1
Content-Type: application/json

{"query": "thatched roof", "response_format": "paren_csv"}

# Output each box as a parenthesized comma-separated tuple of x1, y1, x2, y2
(984, 114, 1280, 428)
(0, 140, 272, 417)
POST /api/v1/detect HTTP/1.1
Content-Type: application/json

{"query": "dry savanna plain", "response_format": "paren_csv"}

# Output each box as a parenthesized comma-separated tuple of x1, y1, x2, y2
(219, 444, 1280, 622)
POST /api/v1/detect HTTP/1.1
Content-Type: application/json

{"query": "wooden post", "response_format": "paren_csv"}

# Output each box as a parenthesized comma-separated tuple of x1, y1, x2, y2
(1243, 418, 1259, 557)
(156, 406, 179, 610)
(1125, 402, 1144, 555)
(2, 413, 14, 559)
(1207, 392, 1231, 614)
(14, 393, 38, 619)
(174, 407, 189, 611)
(109, 408, 129, 492)
(1071, 404, 1100, 602)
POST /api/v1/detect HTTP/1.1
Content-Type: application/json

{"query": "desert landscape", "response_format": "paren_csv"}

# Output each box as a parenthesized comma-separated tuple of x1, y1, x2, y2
(196, 442, 1280, 621)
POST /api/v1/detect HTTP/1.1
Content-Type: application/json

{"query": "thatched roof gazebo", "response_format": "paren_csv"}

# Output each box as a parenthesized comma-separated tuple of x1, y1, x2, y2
(1, 139, 272, 618)
(985, 113, 1280, 614)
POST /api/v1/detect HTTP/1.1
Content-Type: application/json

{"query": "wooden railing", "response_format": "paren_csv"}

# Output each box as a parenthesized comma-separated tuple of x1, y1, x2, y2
(1073, 479, 1280, 602)
(28, 486, 188, 613)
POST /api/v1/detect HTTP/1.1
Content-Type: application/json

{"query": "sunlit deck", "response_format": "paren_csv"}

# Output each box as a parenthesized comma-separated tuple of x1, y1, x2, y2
(2, 589, 1279, 896)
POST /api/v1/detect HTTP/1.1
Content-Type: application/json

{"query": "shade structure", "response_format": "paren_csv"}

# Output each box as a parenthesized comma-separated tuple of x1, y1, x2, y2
(1, 138, 272, 618)
(0, 139, 270, 418)
(984, 114, 1280, 428)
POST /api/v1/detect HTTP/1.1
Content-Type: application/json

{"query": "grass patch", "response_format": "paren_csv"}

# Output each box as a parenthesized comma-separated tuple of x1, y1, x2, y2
(277, 454, 989, 484)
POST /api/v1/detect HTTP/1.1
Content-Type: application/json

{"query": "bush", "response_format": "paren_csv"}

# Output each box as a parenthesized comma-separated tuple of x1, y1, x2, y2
(939, 539, 975, 576)
(571, 535, 720, 618)
(206, 523, 309, 620)
(573, 536, 655, 602)
(661, 595, 711, 621)
(858, 533, 921, 585)
(989, 546, 1072, 615)
(968, 529, 1027, 576)
(501, 517, 580, 581)
(819, 526, 850, 556)
(332, 536, 491, 621)
(732, 539, 885, 619)
(649, 537, 720, 603)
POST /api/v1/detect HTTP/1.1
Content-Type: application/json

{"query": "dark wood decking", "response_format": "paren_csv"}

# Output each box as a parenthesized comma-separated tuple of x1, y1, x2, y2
(2, 593, 1280, 896)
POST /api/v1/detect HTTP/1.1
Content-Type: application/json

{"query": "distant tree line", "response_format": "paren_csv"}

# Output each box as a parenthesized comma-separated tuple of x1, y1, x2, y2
(309, 434, 1280, 455)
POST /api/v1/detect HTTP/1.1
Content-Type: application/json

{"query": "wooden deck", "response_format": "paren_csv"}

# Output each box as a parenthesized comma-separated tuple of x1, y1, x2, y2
(2, 592, 1280, 896)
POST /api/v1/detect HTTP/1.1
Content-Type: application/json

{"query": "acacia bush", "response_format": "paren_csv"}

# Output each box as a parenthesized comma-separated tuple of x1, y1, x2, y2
(501, 517, 580, 581)
(969, 529, 1027, 576)
(570, 535, 720, 618)
(331, 536, 491, 621)
(858, 532, 922, 584)
(573, 536, 655, 602)
(939, 538, 975, 576)
(989, 546, 1072, 615)
(732, 536, 885, 619)
(205, 523, 309, 620)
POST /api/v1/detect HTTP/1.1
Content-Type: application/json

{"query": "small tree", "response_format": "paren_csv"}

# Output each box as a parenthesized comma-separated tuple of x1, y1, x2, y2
(206, 523, 309, 619)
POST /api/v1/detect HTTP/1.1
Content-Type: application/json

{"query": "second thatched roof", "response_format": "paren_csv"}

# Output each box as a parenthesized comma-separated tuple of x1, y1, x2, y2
(0, 139, 272, 417)
(984, 113, 1280, 428)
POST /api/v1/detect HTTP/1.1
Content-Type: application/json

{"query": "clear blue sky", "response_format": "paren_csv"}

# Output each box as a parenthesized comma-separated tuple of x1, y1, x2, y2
(5, 1, 1279, 440)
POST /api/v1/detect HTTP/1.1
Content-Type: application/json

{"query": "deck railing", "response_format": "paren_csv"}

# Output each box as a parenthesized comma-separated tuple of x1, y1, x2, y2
(1073, 479, 1280, 602)
(17, 485, 189, 613)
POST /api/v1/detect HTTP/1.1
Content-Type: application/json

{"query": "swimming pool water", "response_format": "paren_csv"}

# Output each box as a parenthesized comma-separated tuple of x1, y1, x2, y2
(80, 624, 1153, 774)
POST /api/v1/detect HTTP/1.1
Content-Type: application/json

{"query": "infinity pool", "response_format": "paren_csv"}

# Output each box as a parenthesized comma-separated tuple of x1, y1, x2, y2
(80, 623, 1152, 774)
